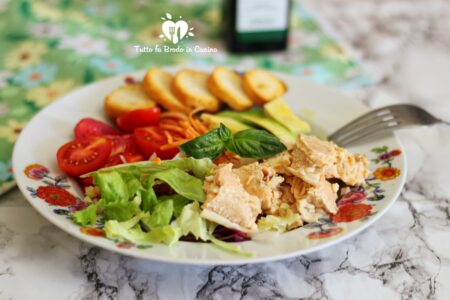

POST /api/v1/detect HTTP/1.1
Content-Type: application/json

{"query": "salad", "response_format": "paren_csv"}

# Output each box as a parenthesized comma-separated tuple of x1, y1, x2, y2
(54, 67, 370, 255)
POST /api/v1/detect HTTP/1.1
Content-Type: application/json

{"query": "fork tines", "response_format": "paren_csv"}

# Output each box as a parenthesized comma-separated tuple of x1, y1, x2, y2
(328, 104, 439, 146)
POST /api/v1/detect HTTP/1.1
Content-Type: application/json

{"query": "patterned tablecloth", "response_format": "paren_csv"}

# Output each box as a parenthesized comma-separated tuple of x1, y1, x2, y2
(0, 0, 372, 194)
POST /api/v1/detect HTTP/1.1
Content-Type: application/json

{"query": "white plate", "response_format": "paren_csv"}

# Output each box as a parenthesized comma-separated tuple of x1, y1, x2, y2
(12, 66, 406, 265)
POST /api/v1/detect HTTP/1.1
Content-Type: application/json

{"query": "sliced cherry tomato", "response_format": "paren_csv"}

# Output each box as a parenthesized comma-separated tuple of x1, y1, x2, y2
(106, 134, 143, 156)
(134, 126, 181, 159)
(104, 154, 123, 167)
(74, 118, 119, 139)
(116, 107, 161, 132)
(104, 151, 145, 167)
(56, 136, 112, 176)
(122, 151, 145, 162)
(103, 134, 145, 167)
(80, 176, 94, 186)
(107, 134, 130, 156)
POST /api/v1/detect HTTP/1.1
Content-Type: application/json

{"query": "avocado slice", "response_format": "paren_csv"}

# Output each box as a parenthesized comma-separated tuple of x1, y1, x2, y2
(238, 114, 296, 147)
(200, 113, 252, 133)
(217, 109, 264, 125)
(264, 97, 310, 134)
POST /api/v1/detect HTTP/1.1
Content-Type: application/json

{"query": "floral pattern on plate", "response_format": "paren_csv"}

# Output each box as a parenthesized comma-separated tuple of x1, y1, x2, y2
(23, 146, 402, 248)
(304, 146, 402, 239)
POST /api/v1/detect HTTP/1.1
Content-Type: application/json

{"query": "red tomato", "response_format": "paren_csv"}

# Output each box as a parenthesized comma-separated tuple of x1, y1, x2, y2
(104, 155, 123, 167)
(104, 135, 145, 167)
(123, 151, 145, 162)
(116, 108, 160, 132)
(134, 126, 180, 159)
(56, 136, 112, 176)
(104, 152, 145, 167)
(74, 118, 119, 139)
(80, 176, 94, 186)
(107, 134, 132, 156)
(107, 134, 143, 156)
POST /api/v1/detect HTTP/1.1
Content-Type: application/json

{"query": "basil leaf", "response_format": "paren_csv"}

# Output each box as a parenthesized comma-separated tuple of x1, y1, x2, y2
(227, 129, 287, 159)
(217, 123, 232, 142)
(179, 127, 226, 159)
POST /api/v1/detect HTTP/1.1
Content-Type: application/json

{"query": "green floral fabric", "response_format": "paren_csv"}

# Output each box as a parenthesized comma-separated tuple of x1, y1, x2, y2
(0, 0, 372, 193)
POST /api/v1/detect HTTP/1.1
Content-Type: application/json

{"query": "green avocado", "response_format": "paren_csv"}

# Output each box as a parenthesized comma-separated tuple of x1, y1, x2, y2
(217, 109, 296, 147)
(238, 114, 296, 147)
(200, 114, 252, 133)
(264, 98, 310, 134)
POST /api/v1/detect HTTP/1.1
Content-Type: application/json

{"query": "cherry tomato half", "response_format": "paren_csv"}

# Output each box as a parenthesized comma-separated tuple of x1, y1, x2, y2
(134, 126, 181, 159)
(56, 136, 112, 176)
(106, 134, 140, 156)
(104, 151, 146, 167)
(104, 134, 145, 167)
(116, 107, 160, 132)
(74, 118, 119, 139)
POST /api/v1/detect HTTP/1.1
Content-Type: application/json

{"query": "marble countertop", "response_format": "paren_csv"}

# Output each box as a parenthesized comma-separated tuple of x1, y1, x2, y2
(1, 0, 450, 299)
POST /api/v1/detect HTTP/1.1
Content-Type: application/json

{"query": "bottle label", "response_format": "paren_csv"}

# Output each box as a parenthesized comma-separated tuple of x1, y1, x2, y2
(236, 0, 289, 33)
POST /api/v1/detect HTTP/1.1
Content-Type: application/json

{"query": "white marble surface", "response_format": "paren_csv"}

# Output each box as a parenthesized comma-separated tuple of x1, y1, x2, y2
(1, 0, 450, 299)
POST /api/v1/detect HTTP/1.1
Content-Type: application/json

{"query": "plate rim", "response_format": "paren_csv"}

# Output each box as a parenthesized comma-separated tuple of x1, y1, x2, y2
(12, 68, 407, 265)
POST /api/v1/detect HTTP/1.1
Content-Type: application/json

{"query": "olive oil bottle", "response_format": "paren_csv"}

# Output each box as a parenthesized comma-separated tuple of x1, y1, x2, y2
(222, 0, 291, 53)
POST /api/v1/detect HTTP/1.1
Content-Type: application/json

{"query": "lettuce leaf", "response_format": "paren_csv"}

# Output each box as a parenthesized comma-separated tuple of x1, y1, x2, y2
(141, 184, 158, 212)
(121, 171, 142, 197)
(84, 157, 214, 179)
(104, 214, 180, 246)
(177, 202, 209, 241)
(73, 202, 99, 226)
(103, 201, 140, 222)
(209, 235, 253, 257)
(148, 168, 205, 202)
(93, 171, 128, 203)
(257, 203, 301, 232)
(141, 200, 174, 230)
(176, 202, 253, 256)
(158, 194, 191, 218)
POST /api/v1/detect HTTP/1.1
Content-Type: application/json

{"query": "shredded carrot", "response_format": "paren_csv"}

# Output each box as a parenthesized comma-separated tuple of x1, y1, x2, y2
(193, 119, 208, 133)
(185, 129, 198, 139)
(160, 139, 188, 150)
(156, 108, 211, 154)
(179, 120, 190, 128)
(187, 108, 209, 134)
(159, 118, 180, 126)
(159, 124, 186, 135)
(160, 112, 188, 120)
(163, 130, 173, 144)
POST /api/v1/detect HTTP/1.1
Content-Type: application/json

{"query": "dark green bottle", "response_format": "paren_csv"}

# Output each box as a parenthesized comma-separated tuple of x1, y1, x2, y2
(222, 0, 291, 53)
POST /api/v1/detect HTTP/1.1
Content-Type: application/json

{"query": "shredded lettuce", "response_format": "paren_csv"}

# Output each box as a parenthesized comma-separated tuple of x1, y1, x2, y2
(83, 157, 214, 179)
(148, 168, 205, 202)
(257, 203, 301, 232)
(141, 200, 174, 230)
(93, 171, 129, 203)
(103, 200, 140, 222)
(209, 235, 253, 257)
(177, 202, 253, 256)
(177, 202, 209, 241)
(75, 157, 253, 256)
(104, 214, 180, 246)
(73, 201, 99, 226)
(158, 195, 191, 218)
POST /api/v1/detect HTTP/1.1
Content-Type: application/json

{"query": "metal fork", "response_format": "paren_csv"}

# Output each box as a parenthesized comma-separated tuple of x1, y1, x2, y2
(328, 104, 449, 147)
